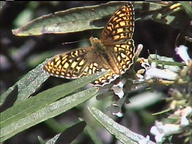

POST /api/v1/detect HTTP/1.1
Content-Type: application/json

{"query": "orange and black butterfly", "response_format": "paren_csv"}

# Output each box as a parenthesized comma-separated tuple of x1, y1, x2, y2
(43, 3, 135, 86)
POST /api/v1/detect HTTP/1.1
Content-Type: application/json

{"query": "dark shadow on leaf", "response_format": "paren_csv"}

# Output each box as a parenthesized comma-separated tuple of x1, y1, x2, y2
(55, 121, 87, 144)
(91, 16, 109, 27)
(0, 85, 18, 112)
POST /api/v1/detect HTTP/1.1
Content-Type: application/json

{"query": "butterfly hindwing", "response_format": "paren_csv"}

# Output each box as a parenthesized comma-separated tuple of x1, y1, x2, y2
(112, 40, 135, 74)
(44, 46, 113, 78)
(44, 48, 90, 79)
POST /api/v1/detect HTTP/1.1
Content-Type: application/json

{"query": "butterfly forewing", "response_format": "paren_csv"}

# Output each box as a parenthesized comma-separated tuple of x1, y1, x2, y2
(43, 3, 135, 86)
(101, 3, 135, 45)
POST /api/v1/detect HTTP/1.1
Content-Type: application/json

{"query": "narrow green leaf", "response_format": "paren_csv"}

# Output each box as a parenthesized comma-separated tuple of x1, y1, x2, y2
(88, 107, 156, 144)
(1, 87, 98, 142)
(12, 2, 128, 36)
(45, 134, 61, 144)
(180, 2, 192, 18)
(85, 125, 103, 144)
(37, 136, 46, 144)
(0, 60, 50, 106)
(0, 70, 107, 128)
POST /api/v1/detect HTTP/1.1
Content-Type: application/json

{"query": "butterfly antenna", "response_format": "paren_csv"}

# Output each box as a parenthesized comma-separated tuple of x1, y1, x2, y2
(62, 39, 88, 45)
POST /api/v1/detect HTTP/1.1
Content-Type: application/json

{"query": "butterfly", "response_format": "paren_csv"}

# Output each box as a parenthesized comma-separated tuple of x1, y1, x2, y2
(43, 3, 135, 86)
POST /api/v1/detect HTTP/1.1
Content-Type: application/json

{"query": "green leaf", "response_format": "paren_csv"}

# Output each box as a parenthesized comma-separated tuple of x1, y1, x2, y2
(148, 54, 184, 72)
(180, 2, 192, 18)
(88, 107, 156, 144)
(0, 60, 50, 106)
(45, 134, 60, 144)
(0, 87, 99, 142)
(0, 60, 107, 142)
(12, 2, 128, 36)
(37, 136, 46, 144)
(85, 124, 103, 144)
(12, 2, 181, 37)
(0, 68, 107, 126)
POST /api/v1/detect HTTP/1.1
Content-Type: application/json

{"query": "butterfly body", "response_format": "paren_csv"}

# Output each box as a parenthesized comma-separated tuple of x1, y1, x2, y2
(89, 37, 120, 74)
(43, 3, 135, 86)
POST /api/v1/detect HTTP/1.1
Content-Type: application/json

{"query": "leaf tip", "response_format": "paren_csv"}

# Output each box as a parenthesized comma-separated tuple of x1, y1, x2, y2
(12, 28, 29, 36)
